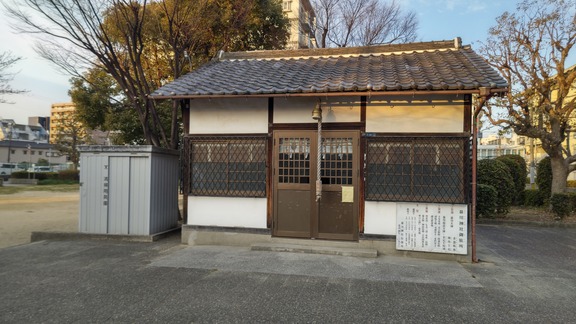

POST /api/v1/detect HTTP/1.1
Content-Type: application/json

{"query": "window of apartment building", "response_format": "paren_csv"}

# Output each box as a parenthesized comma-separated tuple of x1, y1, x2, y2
(184, 136, 267, 197)
(518, 137, 526, 145)
(365, 136, 469, 204)
(31, 151, 35, 155)
(283, 0, 291, 11)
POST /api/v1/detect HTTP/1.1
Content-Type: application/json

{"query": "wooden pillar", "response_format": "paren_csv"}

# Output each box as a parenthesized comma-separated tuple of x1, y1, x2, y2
(359, 96, 367, 233)
(267, 97, 274, 228)
(181, 99, 190, 224)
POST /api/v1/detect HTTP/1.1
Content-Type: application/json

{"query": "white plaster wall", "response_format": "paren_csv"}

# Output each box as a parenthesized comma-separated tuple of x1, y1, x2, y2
(364, 201, 397, 235)
(189, 98, 268, 134)
(366, 96, 464, 133)
(188, 196, 267, 228)
(274, 96, 360, 123)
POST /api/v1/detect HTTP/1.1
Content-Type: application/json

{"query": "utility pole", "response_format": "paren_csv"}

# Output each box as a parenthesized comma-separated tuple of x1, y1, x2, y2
(27, 144, 31, 179)
(6, 122, 13, 163)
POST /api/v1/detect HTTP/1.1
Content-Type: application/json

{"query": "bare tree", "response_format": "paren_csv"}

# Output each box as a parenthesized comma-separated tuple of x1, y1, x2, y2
(2, 0, 289, 148)
(313, 0, 338, 48)
(0, 51, 26, 103)
(2, 0, 173, 147)
(312, 0, 418, 48)
(358, 1, 418, 46)
(479, 0, 576, 195)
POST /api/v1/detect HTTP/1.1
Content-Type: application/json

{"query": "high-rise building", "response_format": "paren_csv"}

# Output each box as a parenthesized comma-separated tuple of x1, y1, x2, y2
(50, 102, 78, 144)
(283, 0, 316, 49)
(50, 102, 110, 145)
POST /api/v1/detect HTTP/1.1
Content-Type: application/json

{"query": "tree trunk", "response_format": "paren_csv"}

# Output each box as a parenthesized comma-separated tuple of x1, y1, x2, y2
(550, 155, 568, 195)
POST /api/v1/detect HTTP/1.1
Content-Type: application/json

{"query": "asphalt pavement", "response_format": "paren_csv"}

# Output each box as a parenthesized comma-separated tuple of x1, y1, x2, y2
(0, 224, 575, 323)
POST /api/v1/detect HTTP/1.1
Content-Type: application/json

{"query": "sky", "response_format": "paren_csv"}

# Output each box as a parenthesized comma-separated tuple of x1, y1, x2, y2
(0, 0, 541, 125)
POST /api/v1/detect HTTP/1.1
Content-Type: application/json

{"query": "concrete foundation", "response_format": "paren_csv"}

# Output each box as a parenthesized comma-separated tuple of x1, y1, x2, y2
(182, 225, 471, 262)
(10, 179, 38, 185)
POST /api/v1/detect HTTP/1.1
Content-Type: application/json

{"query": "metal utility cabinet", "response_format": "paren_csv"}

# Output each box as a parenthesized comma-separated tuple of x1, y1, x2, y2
(78, 146, 179, 235)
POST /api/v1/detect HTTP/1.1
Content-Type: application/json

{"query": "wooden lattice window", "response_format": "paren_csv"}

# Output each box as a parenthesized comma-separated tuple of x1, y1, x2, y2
(365, 136, 470, 203)
(321, 137, 353, 185)
(184, 136, 267, 197)
(277, 137, 310, 184)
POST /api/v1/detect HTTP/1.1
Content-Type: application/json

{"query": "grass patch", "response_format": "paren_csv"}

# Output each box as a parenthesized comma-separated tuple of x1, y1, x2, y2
(0, 186, 21, 194)
(0, 183, 79, 195)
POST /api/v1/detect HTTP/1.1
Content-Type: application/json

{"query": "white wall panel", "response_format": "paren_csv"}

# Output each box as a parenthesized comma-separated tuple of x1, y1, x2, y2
(129, 156, 150, 235)
(189, 98, 268, 134)
(188, 196, 267, 228)
(274, 96, 360, 123)
(108, 157, 130, 234)
(79, 155, 108, 234)
(364, 201, 397, 235)
(366, 95, 464, 133)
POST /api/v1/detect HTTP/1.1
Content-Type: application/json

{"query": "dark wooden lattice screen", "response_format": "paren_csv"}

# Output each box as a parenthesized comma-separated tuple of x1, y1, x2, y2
(182, 136, 267, 197)
(365, 136, 470, 203)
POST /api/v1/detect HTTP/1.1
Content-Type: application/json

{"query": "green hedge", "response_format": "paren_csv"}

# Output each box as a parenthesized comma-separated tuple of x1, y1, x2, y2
(496, 155, 527, 205)
(477, 184, 498, 218)
(57, 170, 79, 181)
(550, 193, 571, 219)
(524, 189, 544, 207)
(38, 179, 79, 185)
(11, 171, 58, 180)
(11, 170, 79, 182)
(477, 159, 515, 215)
(536, 157, 552, 203)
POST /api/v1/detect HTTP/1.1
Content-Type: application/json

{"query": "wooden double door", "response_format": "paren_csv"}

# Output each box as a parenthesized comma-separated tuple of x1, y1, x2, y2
(272, 130, 359, 241)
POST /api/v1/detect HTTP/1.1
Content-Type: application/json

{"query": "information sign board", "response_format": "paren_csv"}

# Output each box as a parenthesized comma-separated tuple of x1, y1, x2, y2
(396, 203, 468, 255)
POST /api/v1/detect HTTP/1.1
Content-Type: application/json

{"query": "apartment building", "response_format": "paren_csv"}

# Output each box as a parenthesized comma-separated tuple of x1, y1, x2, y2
(283, 0, 316, 49)
(50, 102, 79, 144)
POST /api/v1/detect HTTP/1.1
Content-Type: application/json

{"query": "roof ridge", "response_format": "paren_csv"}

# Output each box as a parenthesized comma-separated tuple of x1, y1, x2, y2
(151, 38, 509, 99)
(221, 38, 466, 61)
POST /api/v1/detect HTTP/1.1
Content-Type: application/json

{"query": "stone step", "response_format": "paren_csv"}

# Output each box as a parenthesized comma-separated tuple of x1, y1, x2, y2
(251, 243, 378, 258)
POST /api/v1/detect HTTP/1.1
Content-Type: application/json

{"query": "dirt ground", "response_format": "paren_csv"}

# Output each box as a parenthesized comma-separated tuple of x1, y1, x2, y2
(0, 190, 79, 249)
(504, 206, 576, 224)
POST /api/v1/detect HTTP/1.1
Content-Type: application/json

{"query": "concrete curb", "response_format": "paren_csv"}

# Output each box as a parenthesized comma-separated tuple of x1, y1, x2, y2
(31, 227, 181, 243)
(251, 243, 378, 258)
(477, 219, 576, 228)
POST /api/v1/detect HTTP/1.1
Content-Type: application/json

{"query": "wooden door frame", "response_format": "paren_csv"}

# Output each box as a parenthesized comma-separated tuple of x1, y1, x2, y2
(272, 130, 316, 238)
(272, 129, 361, 240)
(316, 130, 360, 241)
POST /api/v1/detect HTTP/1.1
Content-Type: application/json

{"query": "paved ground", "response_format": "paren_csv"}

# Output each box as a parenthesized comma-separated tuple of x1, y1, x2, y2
(0, 225, 575, 323)
(1, 189, 575, 322)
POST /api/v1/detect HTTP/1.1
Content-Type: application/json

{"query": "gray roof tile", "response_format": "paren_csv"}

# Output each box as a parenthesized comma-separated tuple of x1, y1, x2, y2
(151, 40, 507, 98)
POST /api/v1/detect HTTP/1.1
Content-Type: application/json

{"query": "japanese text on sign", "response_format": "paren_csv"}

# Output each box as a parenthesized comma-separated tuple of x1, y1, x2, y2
(396, 203, 468, 255)
(103, 164, 109, 206)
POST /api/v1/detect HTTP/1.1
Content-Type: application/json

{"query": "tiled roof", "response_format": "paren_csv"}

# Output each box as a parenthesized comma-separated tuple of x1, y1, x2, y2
(150, 39, 507, 98)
